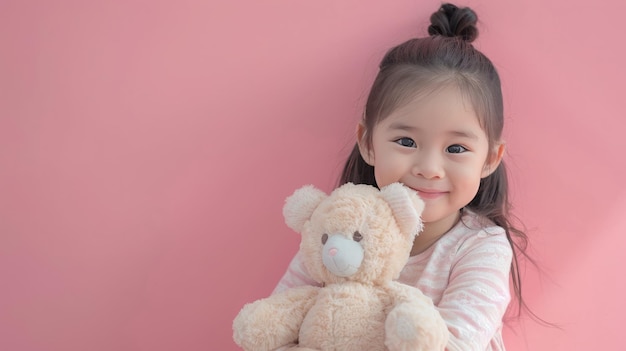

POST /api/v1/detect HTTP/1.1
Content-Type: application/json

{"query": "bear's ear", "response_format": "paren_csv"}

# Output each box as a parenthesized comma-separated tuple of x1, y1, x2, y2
(283, 185, 328, 233)
(380, 183, 425, 237)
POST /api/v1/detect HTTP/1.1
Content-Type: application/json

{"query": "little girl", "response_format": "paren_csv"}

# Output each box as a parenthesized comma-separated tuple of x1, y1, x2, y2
(273, 3, 528, 350)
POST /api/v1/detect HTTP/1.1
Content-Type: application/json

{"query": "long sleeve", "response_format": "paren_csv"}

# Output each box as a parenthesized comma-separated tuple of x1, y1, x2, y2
(437, 232, 512, 350)
(398, 210, 512, 351)
(272, 250, 321, 295)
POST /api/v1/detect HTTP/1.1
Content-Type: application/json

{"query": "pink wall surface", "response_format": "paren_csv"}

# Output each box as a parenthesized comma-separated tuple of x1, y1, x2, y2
(1, 0, 624, 350)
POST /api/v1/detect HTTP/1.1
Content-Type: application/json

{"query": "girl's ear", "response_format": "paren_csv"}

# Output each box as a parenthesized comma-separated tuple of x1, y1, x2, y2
(356, 122, 375, 166)
(482, 142, 506, 178)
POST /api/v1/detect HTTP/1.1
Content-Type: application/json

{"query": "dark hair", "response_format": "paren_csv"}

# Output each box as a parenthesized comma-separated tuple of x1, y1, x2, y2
(339, 3, 536, 321)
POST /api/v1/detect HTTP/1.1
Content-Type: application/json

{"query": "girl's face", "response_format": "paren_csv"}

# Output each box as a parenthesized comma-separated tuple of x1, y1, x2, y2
(358, 84, 503, 225)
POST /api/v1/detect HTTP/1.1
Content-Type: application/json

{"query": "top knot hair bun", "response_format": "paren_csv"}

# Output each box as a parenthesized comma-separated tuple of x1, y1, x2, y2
(428, 3, 478, 43)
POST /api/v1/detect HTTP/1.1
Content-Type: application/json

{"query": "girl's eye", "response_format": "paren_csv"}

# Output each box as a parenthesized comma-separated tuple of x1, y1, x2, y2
(446, 144, 468, 153)
(395, 137, 416, 148)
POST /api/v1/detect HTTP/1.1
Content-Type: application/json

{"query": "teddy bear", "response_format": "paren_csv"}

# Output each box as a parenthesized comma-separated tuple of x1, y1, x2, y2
(232, 182, 449, 351)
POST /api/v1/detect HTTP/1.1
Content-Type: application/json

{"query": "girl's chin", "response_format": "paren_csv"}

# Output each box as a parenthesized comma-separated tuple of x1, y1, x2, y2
(419, 211, 436, 224)
(420, 210, 462, 229)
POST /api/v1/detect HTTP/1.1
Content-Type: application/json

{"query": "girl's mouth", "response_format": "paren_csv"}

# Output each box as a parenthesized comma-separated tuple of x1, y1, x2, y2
(413, 188, 447, 199)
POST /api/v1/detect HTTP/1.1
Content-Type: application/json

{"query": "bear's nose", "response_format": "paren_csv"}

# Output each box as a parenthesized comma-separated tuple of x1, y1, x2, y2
(322, 234, 364, 277)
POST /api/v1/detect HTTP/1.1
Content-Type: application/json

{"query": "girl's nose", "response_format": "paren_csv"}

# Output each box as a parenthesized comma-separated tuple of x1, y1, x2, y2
(413, 151, 444, 179)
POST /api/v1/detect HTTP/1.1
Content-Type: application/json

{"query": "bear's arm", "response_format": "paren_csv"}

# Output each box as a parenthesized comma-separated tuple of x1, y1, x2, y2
(383, 282, 449, 351)
(233, 285, 320, 351)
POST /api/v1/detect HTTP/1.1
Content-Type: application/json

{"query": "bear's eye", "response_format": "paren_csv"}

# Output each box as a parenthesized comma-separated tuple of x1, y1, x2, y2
(321, 233, 328, 244)
(353, 231, 363, 242)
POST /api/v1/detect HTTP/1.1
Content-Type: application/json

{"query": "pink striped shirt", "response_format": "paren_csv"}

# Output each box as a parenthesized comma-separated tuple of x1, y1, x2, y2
(273, 209, 512, 351)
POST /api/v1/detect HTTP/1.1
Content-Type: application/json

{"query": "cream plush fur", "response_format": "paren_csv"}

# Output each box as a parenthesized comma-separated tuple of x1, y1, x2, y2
(233, 183, 449, 351)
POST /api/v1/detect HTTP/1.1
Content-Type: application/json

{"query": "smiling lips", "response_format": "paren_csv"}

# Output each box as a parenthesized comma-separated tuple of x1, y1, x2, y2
(412, 188, 447, 199)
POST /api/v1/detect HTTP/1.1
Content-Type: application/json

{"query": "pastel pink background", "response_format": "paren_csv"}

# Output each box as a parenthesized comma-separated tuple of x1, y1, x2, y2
(1, 0, 624, 350)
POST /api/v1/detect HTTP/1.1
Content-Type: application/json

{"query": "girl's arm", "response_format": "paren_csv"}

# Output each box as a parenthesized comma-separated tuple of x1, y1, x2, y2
(268, 252, 321, 351)
(272, 250, 322, 295)
(438, 232, 512, 351)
